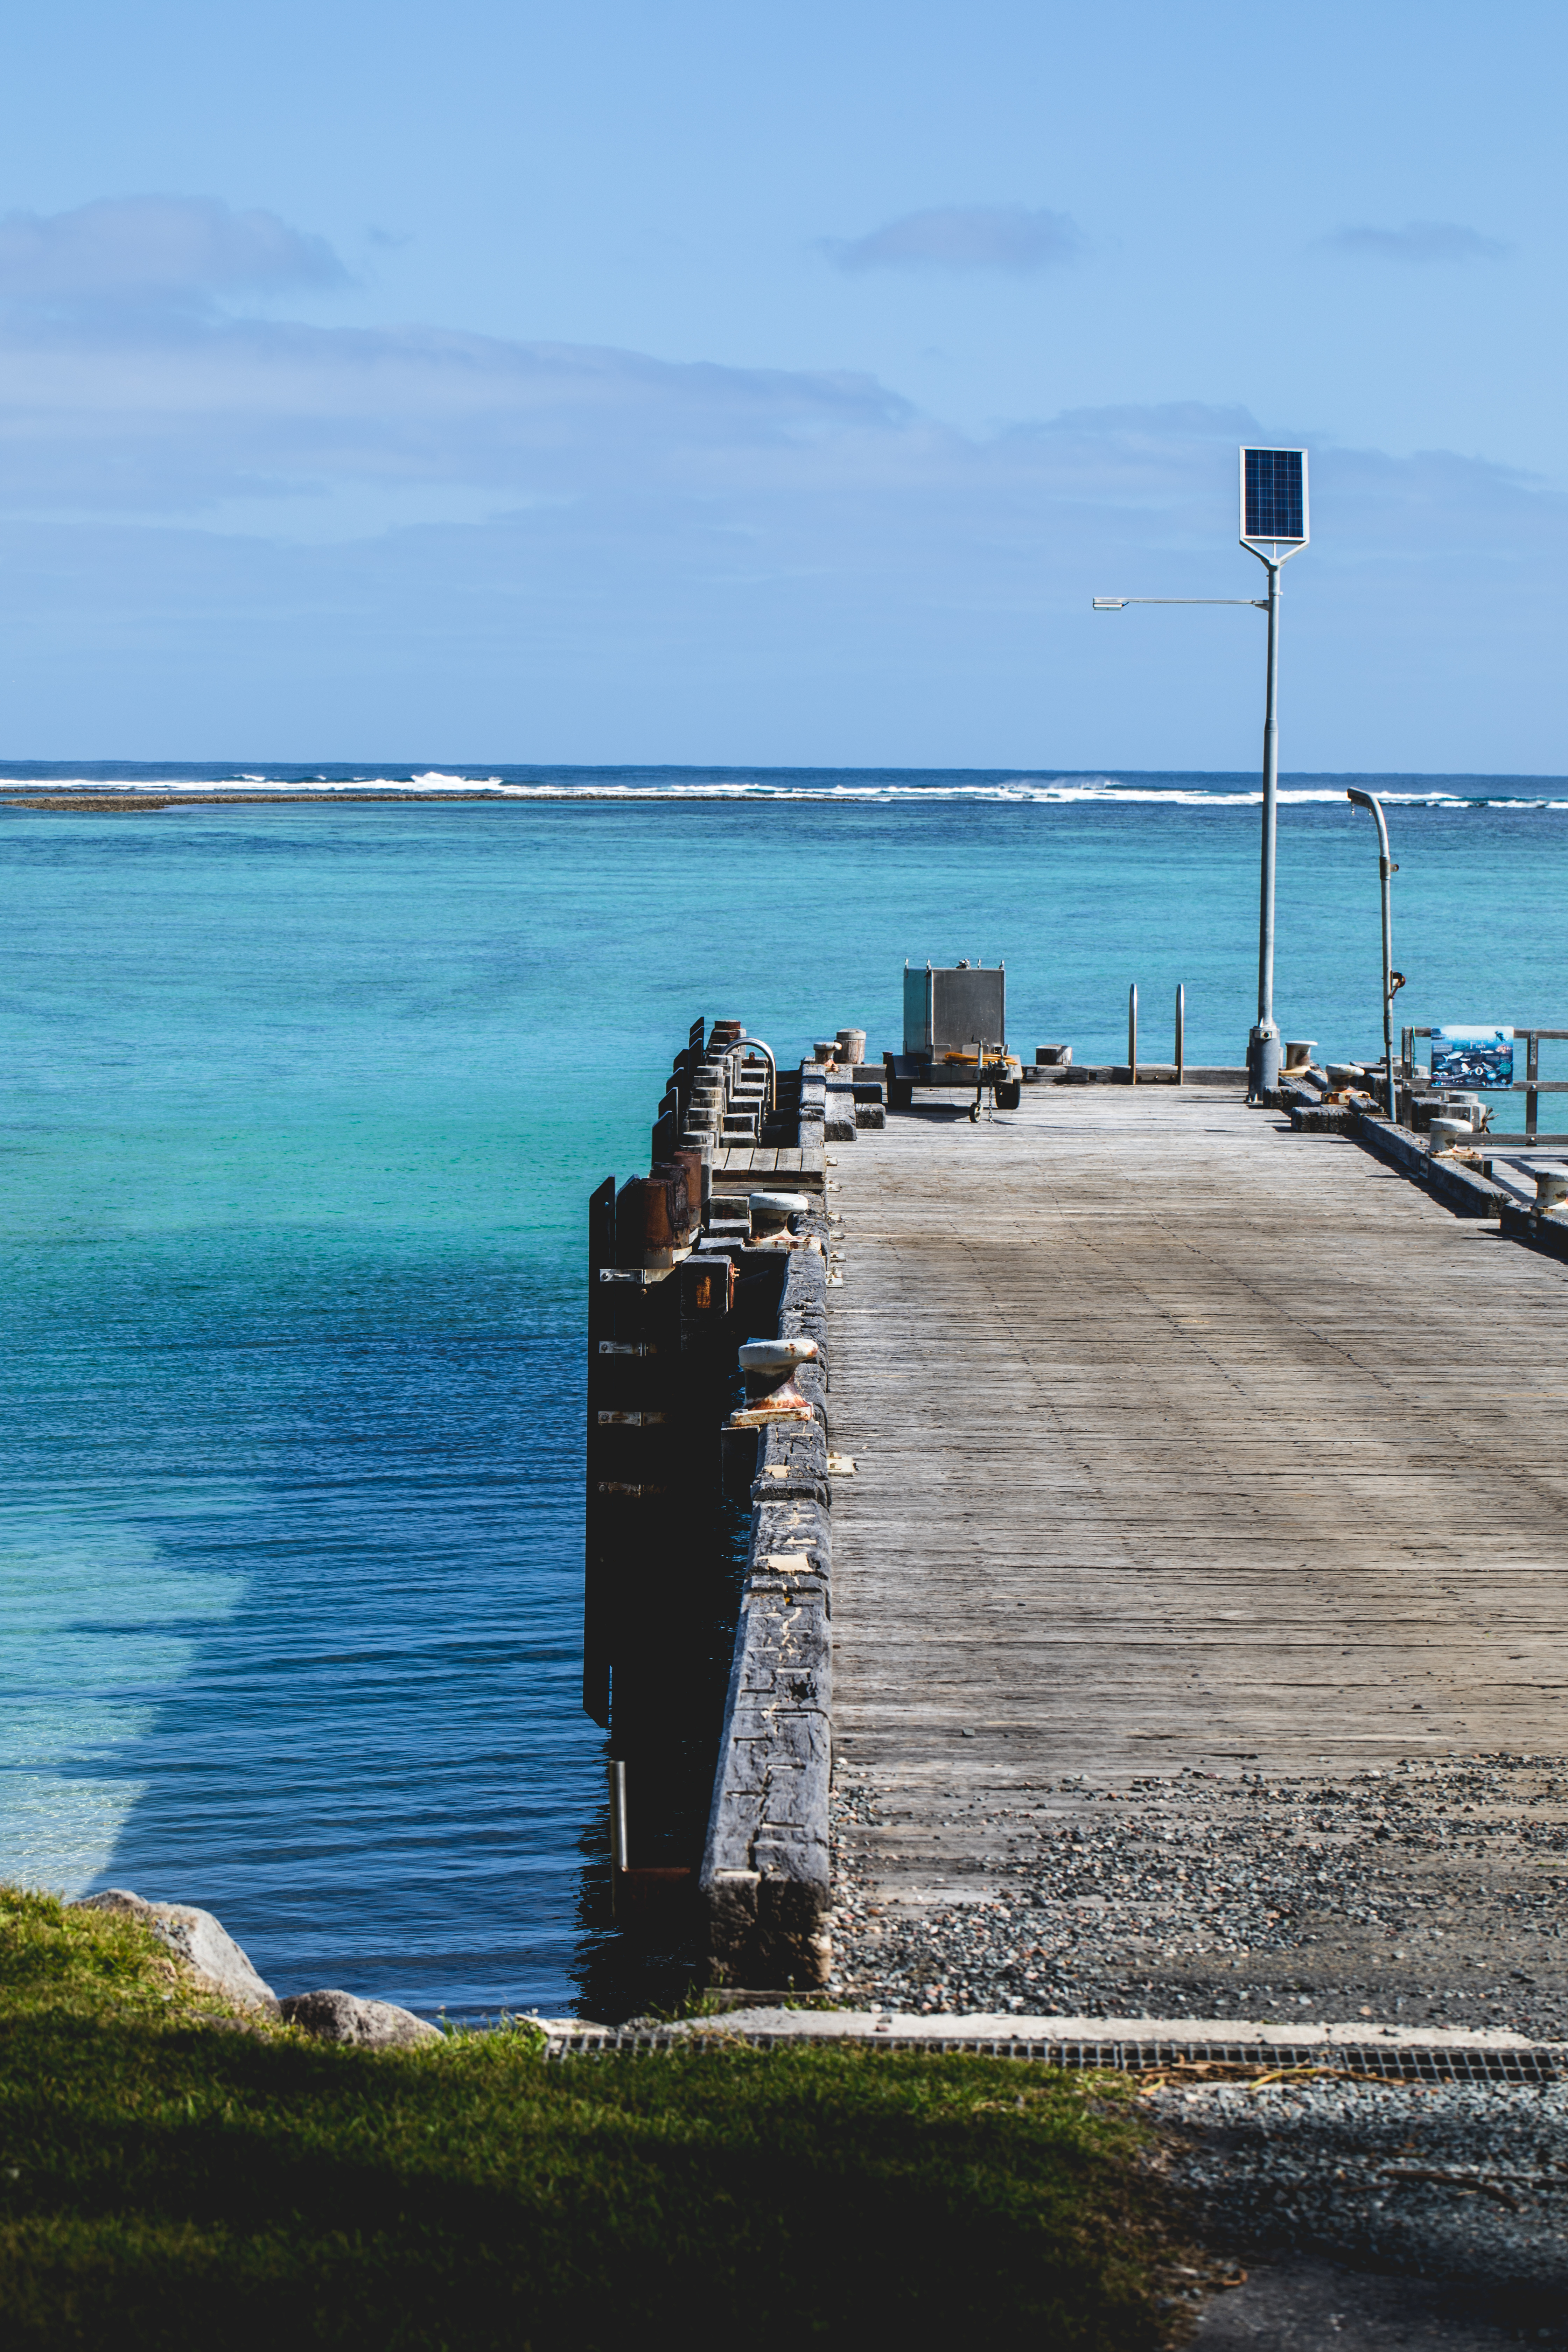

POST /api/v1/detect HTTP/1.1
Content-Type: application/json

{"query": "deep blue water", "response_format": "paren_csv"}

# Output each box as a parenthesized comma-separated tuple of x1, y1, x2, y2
(4, 765, 1567, 2015)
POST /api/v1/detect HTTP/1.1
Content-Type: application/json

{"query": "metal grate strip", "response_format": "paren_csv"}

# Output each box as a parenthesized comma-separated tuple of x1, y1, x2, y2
(544, 2031, 1564, 2085)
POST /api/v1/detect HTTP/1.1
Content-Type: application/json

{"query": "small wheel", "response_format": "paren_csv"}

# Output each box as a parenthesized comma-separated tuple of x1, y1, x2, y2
(995, 1082, 1022, 1111)
(968, 1098, 981, 1123)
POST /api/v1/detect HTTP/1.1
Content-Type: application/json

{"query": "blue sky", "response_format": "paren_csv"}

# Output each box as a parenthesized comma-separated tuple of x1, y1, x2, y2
(2, 0, 1564, 768)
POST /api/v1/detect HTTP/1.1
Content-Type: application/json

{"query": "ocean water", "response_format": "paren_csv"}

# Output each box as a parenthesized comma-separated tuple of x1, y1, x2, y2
(4, 763, 1568, 2016)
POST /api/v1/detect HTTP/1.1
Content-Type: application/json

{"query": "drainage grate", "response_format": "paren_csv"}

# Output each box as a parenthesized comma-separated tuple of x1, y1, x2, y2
(545, 2030, 1564, 2086)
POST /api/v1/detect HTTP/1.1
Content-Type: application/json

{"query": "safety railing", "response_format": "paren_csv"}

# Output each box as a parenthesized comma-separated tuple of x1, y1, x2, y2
(1402, 1026, 1568, 1143)
(1127, 983, 1185, 1086)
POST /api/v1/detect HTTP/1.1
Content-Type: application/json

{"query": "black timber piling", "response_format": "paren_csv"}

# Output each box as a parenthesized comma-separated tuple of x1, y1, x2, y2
(583, 1016, 838, 1988)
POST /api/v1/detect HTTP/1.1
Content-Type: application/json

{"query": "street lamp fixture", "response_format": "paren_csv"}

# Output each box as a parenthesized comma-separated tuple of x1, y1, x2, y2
(1346, 787, 1402, 1122)
(1094, 444, 1310, 1099)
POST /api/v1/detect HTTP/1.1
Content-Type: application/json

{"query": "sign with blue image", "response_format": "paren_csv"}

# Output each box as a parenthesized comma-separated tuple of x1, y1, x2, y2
(1430, 1026, 1514, 1087)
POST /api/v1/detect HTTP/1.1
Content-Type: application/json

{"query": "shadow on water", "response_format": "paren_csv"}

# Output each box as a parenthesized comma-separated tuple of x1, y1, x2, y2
(7, 1228, 603, 2018)
(569, 1477, 754, 2025)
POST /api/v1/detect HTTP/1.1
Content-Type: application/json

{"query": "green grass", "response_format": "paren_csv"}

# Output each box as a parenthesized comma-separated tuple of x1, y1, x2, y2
(1, 1888, 1196, 2348)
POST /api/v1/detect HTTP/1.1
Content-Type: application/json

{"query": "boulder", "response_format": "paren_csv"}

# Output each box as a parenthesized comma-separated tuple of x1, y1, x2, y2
(281, 1988, 441, 2048)
(74, 1889, 279, 2012)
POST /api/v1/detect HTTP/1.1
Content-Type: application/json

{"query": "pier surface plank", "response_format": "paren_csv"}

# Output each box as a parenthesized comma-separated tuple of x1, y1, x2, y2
(826, 1090, 1568, 1908)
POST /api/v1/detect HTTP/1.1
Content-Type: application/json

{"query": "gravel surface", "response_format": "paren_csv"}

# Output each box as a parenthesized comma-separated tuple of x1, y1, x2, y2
(1152, 2076, 1568, 2342)
(827, 1755, 1568, 2036)
(1191, 2255, 1560, 2347)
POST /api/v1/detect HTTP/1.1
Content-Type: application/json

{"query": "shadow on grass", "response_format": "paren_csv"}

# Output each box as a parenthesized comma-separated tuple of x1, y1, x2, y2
(0, 2015, 1194, 2347)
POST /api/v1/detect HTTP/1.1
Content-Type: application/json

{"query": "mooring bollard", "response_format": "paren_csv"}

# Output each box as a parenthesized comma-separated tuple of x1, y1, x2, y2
(750, 1189, 812, 1241)
(729, 1337, 819, 1425)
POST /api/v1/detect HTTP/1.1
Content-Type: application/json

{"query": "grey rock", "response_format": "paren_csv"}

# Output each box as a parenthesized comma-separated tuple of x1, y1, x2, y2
(281, 1988, 441, 2048)
(74, 1888, 279, 2012)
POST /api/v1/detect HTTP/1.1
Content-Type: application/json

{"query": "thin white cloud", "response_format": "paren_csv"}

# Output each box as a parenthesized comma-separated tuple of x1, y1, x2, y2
(0, 292, 1550, 587)
(824, 204, 1083, 275)
(0, 310, 916, 520)
(1319, 220, 1508, 266)
(0, 196, 349, 309)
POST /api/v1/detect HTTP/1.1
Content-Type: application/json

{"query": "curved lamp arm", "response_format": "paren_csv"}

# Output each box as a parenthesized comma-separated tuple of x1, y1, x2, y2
(1346, 789, 1399, 1119)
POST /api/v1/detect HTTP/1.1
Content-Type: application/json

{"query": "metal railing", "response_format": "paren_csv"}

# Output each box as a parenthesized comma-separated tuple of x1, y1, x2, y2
(1402, 1026, 1568, 1143)
(1127, 985, 1186, 1086)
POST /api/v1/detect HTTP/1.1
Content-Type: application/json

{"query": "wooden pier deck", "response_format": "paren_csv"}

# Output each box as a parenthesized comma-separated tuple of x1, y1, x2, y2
(826, 1087, 1568, 1916)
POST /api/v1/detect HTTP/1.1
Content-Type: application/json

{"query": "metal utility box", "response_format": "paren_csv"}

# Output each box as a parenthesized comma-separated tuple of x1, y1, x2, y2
(888, 962, 1021, 1112)
(902, 963, 1007, 1057)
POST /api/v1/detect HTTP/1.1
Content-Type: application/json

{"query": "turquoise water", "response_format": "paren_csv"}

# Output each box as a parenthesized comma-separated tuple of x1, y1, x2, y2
(4, 770, 1567, 2014)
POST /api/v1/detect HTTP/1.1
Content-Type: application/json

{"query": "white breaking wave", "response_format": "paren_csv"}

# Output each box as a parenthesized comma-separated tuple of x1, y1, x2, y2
(1, 773, 1561, 808)
(0, 774, 508, 794)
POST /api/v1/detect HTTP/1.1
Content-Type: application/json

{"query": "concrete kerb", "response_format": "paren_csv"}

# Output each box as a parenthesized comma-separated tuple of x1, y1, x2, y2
(1351, 1111, 1514, 1220)
(542, 2008, 1567, 2078)
(558, 2009, 1555, 2050)
(699, 1205, 834, 1989)
(1291, 1096, 1568, 1245)
(1499, 1197, 1568, 1262)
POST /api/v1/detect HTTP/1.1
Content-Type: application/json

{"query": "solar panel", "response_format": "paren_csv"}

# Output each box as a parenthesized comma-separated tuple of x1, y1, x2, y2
(1241, 446, 1308, 544)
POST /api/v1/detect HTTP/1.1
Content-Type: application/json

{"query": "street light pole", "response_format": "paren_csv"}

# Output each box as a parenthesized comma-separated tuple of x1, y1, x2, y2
(1094, 446, 1309, 1104)
(1238, 448, 1309, 1099)
(1253, 553, 1282, 1086)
